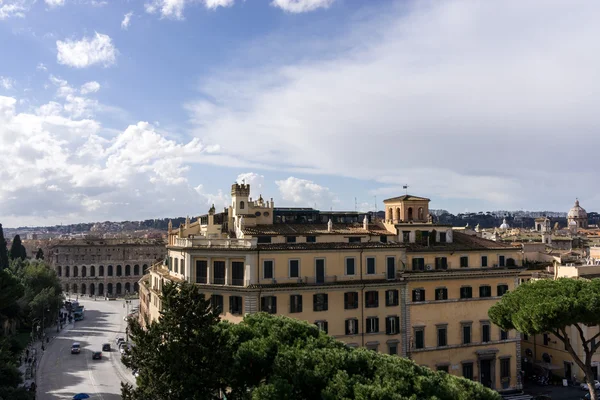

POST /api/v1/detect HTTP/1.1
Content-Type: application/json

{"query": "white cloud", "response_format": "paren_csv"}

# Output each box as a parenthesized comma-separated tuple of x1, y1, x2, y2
(188, 1, 600, 210)
(121, 11, 133, 29)
(36, 63, 48, 71)
(271, 0, 334, 13)
(236, 172, 264, 197)
(145, 0, 233, 19)
(56, 32, 117, 68)
(0, 76, 15, 90)
(275, 177, 337, 209)
(80, 81, 100, 95)
(0, 0, 32, 19)
(194, 184, 229, 210)
(45, 0, 65, 8)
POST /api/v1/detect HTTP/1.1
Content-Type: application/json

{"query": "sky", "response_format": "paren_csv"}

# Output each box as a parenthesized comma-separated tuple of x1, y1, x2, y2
(0, 0, 598, 228)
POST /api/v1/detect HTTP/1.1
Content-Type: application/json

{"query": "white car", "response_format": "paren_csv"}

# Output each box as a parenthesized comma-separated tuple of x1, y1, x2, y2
(580, 380, 600, 390)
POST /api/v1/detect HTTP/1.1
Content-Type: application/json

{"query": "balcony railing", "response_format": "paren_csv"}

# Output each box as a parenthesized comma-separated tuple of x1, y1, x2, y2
(172, 237, 256, 249)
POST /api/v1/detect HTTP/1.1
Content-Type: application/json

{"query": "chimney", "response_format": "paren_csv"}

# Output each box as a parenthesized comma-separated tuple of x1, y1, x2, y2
(363, 215, 368, 230)
(328, 219, 333, 232)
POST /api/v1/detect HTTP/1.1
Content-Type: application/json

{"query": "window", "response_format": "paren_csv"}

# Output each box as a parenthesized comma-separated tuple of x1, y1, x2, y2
(344, 292, 359, 309)
(463, 363, 474, 380)
(435, 288, 448, 300)
(213, 261, 225, 284)
(402, 231, 410, 243)
(414, 328, 425, 349)
(348, 237, 361, 243)
(345, 318, 358, 335)
(239, 201, 245, 209)
(232, 261, 244, 286)
(435, 257, 448, 270)
(257, 236, 272, 244)
(289, 259, 300, 278)
(366, 317, 379, 333)
(460, 256, 469, 268)
(388, 343, 397, 355)
(366, 257, 376, 275)
(286, 236, 296, 243)
(313, 293, 328, 311)
(174, 259, 178, 274)
(523, 333, 529, 341)
(412, 289, 425, 302)
(365, 291, 379, 308)
(306, 236, 316, 243)
(437, 326, 448, 347)
(263, 260, 274, 279)
(460, 286, 472, 299)
(500, 329, 508, 340)
(482, 323, 491, 342)
(385, 290, 399, 306)
(439, 232, 447, 243)
(412, 258, 425, 271)
(196, 260, 207, 283)
(437, 365, 449, 373)
(386, 316, 400, 335)
(497, 284, 509, 296)
(315, 321, 328, 334)
(500, 358, 511, 380)
(463, 324, 472, 344)
(386, 257, 396, 279)
(345, 258, 356, 275)
(481, 256, 488, 267)
(169, 257, 173, 271)
(210, 295, 223, 314)
(290, 295, 302, 313)
(380, 235, 388, 243)
(229, 296, 243, 315)
(543, 333, 550, 345)
(261, 296, 277, 314)
(479, 285, 492, 298)
(499, 255, 506, 267)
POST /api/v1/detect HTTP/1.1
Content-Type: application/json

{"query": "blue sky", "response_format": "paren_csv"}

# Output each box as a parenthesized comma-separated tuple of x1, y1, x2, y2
(0, 0, 599, 227)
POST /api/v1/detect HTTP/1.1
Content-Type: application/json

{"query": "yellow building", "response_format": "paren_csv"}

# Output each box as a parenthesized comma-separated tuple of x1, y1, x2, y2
(140, 184, 524, 392)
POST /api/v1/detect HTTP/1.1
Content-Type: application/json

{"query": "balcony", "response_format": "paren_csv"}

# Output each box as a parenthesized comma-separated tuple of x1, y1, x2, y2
(172, 237, 256, 249)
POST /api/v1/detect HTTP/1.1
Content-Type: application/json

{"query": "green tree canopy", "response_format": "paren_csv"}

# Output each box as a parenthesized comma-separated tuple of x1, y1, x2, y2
(0, 225, 8, 271)
(489, 278, 600, 399)
(9, 235, 26, 261)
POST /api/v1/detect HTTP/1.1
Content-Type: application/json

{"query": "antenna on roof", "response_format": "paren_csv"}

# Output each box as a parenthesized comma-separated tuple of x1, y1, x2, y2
(403, 184, 409, 195)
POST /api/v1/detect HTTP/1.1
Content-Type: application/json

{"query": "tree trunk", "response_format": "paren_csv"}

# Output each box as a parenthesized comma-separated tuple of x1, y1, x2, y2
(585, 366, 598, 400)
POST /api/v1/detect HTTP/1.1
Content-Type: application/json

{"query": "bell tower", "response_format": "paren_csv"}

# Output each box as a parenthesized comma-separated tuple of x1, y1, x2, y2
(231, 183, 250, 217)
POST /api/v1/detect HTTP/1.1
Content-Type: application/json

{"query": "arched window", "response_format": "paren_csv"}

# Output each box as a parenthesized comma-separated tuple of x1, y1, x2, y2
(72, 283, 78, 293)
(506, 258, 516, 267)
(240, 201, 245, 209)
(90, 283, 95, 296)
(395, 207, 400, 221)
(143, 264, 149, 274)
(81, 284, 86, 295)
(98, 283, 104, 296)
(90, 265, 95, 277)
(387, 208, 392, 221)
(99, 265, 104, 276)
(73, 266, 79, 277)
(134, 282, 139, 292)
(125, 265, 131, 276)
(65, 266, 70, 277)
(57, 266, 62, 276)
(117, 265, 122, 276)
(125, 282, 131, 293)
(81, 266, 86, 277)
(134, 265, 140, 275)
(107, 283, 113, 294)
(418, 207, 424, 220)
(407, 207, 413, 221)
(116, 283, 122, 295)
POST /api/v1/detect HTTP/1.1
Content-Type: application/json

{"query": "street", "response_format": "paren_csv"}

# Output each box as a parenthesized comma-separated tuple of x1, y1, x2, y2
(37, 298, 139, 399)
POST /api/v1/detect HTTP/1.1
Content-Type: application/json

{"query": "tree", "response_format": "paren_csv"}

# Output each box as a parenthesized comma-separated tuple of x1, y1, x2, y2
(0, 225, 8, 271)
(34, 248, 43, 260)
(19, 261, 63, 326)
(9, 235, 26, 261)
(121, 282, 230, 400)
(489, 278, 600, 400)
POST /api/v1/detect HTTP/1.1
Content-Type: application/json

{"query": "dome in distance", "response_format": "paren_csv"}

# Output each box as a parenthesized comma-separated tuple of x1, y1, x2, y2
(500, 218, 510, 230)
(568, 199, 587, 219)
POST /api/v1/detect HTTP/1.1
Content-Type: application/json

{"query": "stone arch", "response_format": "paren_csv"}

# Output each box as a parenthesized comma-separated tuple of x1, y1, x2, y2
(81, 283, 86, 295)
(89, 283, 95, 296)
(72, 283, 78, 293)
(65, 266, 70, 277)
(418, 207, 424, 220)
(90, 265, 95, 277)
(134, 282, 139, 292)
(407, 207, 413, 221)
(125, 282, 131, 293)
(134, 265, 140, 276)
(107, 283, 113, 295)
(116, 282, 122, 295)
(387, 207, 392, 221)
(57, 266, 62, 276)
(108, 265, 113, 276)
(395, 207, 400, 221)
(73, 266, 78, 277)
(240, 201, 245, 209)
(117, 265, 122, 276)
(99, 265, 104, 276)
(98, 283, 104, 296)
(81, 265, 86, 277)
(125, 265, 131, 276)
(143, 264, 149, 274)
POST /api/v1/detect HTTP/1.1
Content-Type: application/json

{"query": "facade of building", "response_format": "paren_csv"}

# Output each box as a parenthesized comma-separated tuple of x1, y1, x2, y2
(48, 238, 165, 297)
(140, 184, 524, 391)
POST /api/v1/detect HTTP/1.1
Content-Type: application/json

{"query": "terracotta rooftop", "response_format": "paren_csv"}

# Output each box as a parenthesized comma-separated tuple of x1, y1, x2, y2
(242, 223, 394, 236)
(257, 242, 403, 251)
(406, 231, 517, 252)
(383, 194, 430, 203)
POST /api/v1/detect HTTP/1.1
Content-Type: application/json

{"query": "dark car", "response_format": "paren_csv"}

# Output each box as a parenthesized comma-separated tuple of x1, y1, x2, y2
(92, 351, 102, 360)
(102, 343, 111, 352)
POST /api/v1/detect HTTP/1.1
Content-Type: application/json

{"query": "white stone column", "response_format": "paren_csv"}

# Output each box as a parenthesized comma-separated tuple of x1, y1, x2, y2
(207, 257, 212, 284)
(246, 254, 257, 285)
(225, 257, 230, 285)
(184, 253, 192, 283)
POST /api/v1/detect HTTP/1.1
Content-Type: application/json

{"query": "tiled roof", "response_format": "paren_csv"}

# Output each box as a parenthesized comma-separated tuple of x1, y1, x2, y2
(406, 232, 517, 252)
(242, 223, 394, 236)
(257, 242, 403, 251)
(383, 194, 430, 203)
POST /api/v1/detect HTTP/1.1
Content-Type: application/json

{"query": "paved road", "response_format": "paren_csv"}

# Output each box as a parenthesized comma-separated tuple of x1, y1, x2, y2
(37, 298, 139, 400)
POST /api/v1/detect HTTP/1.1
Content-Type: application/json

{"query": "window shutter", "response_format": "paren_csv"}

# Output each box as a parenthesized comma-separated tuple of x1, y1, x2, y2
(324, 294, 328, 311)
(313, 294, 318, 311)
(261, 297, 266, 312)
(229, 296, 233, 313)
(386, 317, 391, 334)
(324, 321, 328, 334)
(412, 290, 416, 302)
(272, 296, 277, 313)
(395, 317, 400, 333)
(298, 295, 302, 312)
(353, 293, 358, 309)
(375, 318, 379, 333)
(344, 292, 349, 308)
(345, 320, 350, 335)
(375, 292, 379, 307)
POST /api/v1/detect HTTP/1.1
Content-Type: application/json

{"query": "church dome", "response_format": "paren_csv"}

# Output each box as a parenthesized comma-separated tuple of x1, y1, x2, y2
(568, 199, 587, 219)
(500, 218, 510, 230)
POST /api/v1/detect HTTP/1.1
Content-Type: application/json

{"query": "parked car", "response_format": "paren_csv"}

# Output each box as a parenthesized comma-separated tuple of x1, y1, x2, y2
(580, 380, 600, 390)
(115, 337, 125, 346)
(120, 344, 132, 354)
(92, 351, 102, 360)
(102, 343, 111, 352)
(71, 342, 81, 354)
(118, 341, 130, 351)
